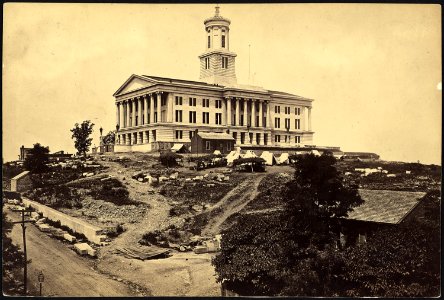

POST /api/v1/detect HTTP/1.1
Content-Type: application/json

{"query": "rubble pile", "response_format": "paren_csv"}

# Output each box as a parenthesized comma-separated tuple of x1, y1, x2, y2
(80, 198, 149, 223)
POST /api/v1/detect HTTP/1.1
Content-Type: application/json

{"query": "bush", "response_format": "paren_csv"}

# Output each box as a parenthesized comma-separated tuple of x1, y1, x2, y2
(88, 178, 137, 206)
(159, 152, 182, 167)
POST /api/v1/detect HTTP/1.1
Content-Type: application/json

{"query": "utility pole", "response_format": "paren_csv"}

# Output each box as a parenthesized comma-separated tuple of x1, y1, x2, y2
(12, 209, 34, 296)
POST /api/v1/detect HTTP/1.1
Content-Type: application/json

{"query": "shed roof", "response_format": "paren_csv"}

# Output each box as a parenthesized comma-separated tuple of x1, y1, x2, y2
(12, 171, 30, 180)
(197, 132, 234, 141)
(347, 189, 427, 224)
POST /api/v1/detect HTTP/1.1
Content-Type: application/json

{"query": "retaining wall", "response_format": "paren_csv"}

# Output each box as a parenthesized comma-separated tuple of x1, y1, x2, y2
(22, 198, 103, 244)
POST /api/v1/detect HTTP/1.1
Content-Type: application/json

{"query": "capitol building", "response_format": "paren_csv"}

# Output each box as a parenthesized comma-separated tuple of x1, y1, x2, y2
(113, 6, 314, 153)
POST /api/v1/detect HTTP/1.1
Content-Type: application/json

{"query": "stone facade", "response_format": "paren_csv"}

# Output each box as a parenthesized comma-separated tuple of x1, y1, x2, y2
(113, 7, 314, 153)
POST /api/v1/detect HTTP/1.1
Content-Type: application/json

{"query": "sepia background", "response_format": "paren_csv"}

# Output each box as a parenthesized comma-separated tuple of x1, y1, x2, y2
(3, 3, 441, 164)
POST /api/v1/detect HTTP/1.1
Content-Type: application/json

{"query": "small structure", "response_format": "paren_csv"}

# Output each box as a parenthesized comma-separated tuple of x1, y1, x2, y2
(226, 150, 241, 166)
(241, 150, 258, 159)
(339, 189, 427, 247)
(191, 131, 235, 154)
(260, 151, 277, 166)
(276, 153, 289, 165)
(170, 143, 188, 153)
(10, 171, 32, 192)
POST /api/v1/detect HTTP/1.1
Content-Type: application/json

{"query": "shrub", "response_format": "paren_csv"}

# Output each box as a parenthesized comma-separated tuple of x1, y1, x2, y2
(159, 152, 182, 167)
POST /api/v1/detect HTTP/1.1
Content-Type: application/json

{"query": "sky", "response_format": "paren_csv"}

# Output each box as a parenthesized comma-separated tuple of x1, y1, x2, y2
(3, 3, 441, 164)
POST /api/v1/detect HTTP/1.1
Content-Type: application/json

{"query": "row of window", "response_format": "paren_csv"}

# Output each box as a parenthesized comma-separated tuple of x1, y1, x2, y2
(275, 106, 302, 115)
(203, 56, 229, 69)
(274, 135, 301, 144)
(274, 118, 301, 129)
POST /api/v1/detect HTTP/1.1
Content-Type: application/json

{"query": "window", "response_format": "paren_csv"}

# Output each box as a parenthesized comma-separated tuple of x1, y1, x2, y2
(189, 131, 195, 140)
(152, 130, 156, 142)
(205, 57, 210, 69)
(275, 135, 281, 143)
(189, 97, 196, 106)
(162, 98, 166, 106)
(275, 117, 280, 128)
(175, 96, 183, 105)
(227, 141, 231, 151)
(285, 118, 290, 129)
(175, 110, 183, 122)
(153, 113, 157, 123)
(240, 115, 244, 126)
(295, 136, 301, 144)
(205, 141, 211, 150)
(215, 113, 222, 125)
(275, 105, 280, 114)
(202, 98, 210, 107)
(295, 119, 300, 130)
(189, 111, 196, 123)
(295, 107, 301, 115)
(175, 130, 183, 139)
(208, 35, 211, 48)
(215, 99, 222, 108)
(233, 132, 237, 141)
(284, 106, 291, 114)
(264, 133, 268, 145)
(284, 135, 288, 143)
(222, 57, 228, 69)
(135, 116, 138, 126)
(202, 112, 210, 124)
(221, 35, 226, 48)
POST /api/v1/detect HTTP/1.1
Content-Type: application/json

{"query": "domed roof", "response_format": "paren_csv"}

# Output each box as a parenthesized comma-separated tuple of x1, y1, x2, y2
(204, 6, 231, 25)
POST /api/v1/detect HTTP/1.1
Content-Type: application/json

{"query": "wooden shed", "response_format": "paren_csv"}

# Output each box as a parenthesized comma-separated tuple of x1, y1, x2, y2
(191, 131, 235, 155)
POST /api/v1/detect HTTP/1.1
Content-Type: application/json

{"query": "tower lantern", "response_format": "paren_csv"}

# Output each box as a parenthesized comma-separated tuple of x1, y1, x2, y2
(199, 6, 237, 85)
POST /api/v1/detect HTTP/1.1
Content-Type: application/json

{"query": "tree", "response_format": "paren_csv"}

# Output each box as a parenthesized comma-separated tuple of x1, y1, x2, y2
(23, 143, 50, 173)
(213, 152, 364, 296)
(2, 209, 26, 295)
(102, 130, 116, 145)
(71, 120, 94, 156)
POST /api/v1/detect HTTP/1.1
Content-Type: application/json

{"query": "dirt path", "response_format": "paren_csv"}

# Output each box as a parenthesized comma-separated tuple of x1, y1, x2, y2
(201, 173, 266, 236)
(6, 210, 145, 297)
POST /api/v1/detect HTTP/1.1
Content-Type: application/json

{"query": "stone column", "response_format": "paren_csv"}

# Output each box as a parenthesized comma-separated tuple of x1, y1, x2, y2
(251, 99, 256, 127)
(301, 106, 306, 131)
(226, 97, 232, 126)
(243, 98, 248, 127)
(157, 92, 162, 123)
(138, 97, 143, 126)
(235, 97, 240, 126)
(266, 101, 272, 128)
(132, 98, 136, 127)
(167, 93, 174, 122)
(258, 100, 263, 127)
(222, 98, 227, 125)
(126, 100, 132, 128)
(144, 95, 149, 124)
(116, 103, 120, 128)
(308, 107, 312, 131)
(150, 94, 155, 124)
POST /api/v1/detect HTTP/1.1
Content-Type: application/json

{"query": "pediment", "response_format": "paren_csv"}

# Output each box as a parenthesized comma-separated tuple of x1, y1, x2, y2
(113, 75, 157, 96)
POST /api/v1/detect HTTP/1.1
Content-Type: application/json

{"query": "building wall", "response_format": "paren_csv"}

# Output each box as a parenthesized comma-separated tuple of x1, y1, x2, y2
(11, 171, 32, 192)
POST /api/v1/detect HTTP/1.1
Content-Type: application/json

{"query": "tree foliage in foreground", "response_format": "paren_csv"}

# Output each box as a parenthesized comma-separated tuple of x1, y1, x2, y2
(212, 153, 440, 296)
(71, 120, 94, 156)
(102, 130, 116, 145)
(23, 143, 50, 173)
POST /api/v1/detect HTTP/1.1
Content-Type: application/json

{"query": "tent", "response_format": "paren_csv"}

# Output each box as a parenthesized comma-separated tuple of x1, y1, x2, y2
(226, 151, 241, 166)
(260, 151, 277, 166)
(213, 150, 221, 155)
(277, 153, 290, 165)
(310, 150, 321, 156)
(171, 144, 188, 153)
(242, 150, 257, 159)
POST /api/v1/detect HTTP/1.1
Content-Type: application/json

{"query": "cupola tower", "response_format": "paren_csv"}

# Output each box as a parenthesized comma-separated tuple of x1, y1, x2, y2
(199, 6, 237, 85)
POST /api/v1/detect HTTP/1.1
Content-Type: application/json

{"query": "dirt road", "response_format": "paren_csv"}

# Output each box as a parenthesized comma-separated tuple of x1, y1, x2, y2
(201, 173, 266, 236)
(6, 210, 147, 297)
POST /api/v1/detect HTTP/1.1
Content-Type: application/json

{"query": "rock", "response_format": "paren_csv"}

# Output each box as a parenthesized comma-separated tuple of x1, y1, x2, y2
(194, 176, 204, 181)
(203, 174, 209, 178)
(138, 178, 144, 182)
(185, 178, 192, 182)
(223, 176, 229, 181)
